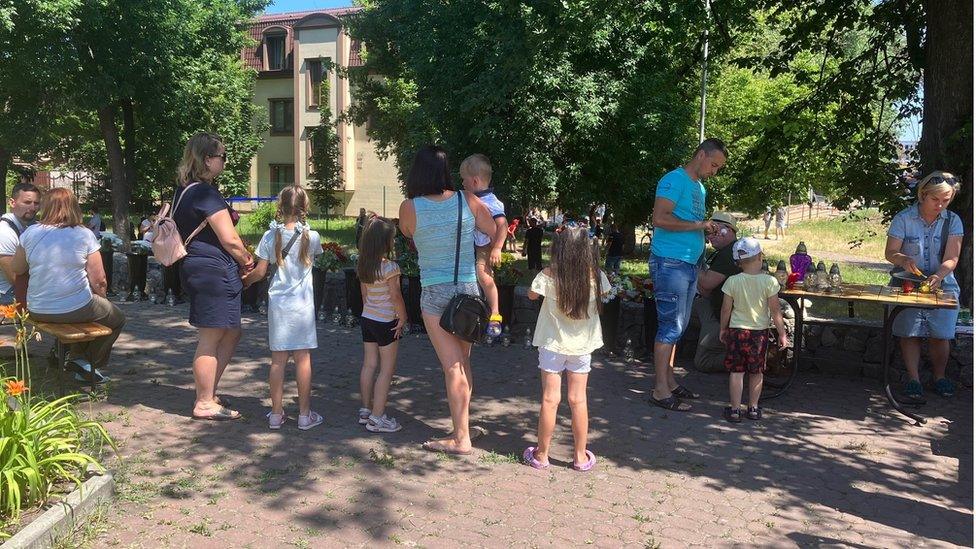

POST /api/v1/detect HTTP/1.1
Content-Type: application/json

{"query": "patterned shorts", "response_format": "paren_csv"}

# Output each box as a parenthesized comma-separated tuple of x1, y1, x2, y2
(724, 328, 769, 374)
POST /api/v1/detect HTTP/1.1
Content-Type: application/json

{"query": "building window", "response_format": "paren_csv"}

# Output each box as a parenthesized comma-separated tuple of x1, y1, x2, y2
(269, 99, 293, 135)
(265, 34, 286, 70)
(307, 58, 330, 109)
(270, 164, 295, 194)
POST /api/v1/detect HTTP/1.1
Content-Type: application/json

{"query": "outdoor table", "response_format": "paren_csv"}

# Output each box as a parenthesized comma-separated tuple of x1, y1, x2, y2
(766, 284, 958, 425)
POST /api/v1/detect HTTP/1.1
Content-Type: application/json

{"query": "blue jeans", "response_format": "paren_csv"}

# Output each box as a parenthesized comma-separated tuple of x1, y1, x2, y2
(0, 286, 15, 305)
(649, 255, 698, 345)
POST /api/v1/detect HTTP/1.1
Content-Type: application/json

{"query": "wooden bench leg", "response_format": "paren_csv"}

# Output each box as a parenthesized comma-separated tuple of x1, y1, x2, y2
(55, 339, 66, 397)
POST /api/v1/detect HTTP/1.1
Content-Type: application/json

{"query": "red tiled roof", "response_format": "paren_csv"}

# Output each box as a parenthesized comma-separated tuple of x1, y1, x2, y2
(243, 7, 363, 72)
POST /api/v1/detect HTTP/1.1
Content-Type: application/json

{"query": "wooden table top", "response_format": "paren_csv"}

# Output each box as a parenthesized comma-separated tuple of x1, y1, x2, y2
(781, 284, 958, 310)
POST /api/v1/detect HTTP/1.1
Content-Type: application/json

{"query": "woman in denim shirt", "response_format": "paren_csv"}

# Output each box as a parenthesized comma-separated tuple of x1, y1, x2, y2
(885, 171, 964, 398)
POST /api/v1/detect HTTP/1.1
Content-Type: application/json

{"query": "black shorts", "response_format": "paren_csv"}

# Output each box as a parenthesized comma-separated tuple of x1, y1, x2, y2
(361, 316, 399, 347)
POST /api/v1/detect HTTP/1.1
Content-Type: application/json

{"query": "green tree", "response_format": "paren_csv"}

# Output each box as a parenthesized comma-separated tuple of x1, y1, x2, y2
(0, 0, 79, 209)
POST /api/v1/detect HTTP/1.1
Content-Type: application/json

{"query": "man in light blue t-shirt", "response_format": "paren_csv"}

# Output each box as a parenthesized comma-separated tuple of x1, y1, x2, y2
(648, 138, 727, 412)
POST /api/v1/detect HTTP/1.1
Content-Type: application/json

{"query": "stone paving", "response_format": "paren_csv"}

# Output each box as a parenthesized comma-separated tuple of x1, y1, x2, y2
(52, 300, 972, 548)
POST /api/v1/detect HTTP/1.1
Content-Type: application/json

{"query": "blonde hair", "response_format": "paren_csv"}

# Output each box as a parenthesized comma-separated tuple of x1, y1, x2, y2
(357, 216, 396, 284)
(274, 185, 312, 267)
(40, 188, 84, 227)
(177, 132, 224, 186)
(549, 225, 603, 320)
(460, 153, 492, 183)
(917, 171, 960, 202)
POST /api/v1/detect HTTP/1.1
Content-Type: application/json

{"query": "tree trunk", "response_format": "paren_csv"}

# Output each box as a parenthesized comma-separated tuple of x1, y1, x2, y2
(0, 148, 9, 213)
(920, 0, 973, 308)
(97, 103, 132, 247)
(121, 97, 137, 209)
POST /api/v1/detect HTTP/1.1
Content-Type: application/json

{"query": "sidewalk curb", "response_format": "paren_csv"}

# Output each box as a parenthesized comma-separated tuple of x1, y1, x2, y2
(4, 471, 114, 548)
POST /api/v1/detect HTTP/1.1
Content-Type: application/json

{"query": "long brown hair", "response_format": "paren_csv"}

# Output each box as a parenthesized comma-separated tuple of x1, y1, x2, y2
(357, 216, 395, 284)
(274, 185, 312, 267)
(40, 188, 84, 227)
(177, 132, 224, 186)
(550, 225, 603, 320)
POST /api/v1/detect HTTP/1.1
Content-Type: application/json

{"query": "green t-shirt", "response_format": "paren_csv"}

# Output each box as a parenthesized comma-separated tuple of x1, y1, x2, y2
(722, 273, 780, 330)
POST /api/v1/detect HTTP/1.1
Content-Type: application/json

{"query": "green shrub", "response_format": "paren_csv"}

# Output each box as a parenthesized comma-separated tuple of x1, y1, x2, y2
(0, 310, 114, 527)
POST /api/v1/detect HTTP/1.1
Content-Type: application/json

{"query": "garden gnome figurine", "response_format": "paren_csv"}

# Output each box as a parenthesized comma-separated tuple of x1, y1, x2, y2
(790, 241, 813, 280)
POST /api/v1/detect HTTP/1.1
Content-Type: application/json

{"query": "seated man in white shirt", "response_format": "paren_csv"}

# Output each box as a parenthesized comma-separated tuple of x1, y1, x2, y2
(0, 182, 40, 305)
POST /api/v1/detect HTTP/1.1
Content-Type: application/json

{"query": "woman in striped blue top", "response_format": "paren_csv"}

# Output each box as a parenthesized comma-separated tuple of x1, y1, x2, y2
(397, 145, 498, 456)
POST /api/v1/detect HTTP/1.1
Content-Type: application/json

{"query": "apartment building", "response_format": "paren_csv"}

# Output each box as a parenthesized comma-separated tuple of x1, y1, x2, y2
(243, 8, 401, 216)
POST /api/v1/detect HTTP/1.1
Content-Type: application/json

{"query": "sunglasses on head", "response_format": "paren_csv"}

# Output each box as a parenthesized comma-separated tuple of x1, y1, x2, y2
(209, 152, 227, 161)
(924, 175, 956, 186)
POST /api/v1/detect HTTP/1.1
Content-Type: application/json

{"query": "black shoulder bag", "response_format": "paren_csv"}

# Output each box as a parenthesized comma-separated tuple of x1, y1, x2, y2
(265, 228, 301, 282)
(439, 192, 489, 343)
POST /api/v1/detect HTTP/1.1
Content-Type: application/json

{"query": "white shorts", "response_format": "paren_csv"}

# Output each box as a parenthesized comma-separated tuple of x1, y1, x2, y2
(538, 348, 592, 374)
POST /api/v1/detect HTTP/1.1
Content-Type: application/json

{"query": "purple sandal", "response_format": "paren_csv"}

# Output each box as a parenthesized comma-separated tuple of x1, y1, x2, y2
(522, 446, 550, 469)
(573, 450, 596, 472)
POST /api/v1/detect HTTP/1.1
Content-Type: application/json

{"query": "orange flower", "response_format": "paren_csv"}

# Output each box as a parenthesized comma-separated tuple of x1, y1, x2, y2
(5, 379, 28, 397)
(0, 304, 17, 319)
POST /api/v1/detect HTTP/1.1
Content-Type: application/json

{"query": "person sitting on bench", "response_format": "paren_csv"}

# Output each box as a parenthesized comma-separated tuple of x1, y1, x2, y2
(10, 188, 125, 384)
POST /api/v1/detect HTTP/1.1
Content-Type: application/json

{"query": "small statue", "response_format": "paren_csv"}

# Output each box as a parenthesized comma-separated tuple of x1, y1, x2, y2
(501, 326, 512, 347)
(790, 242, 813, 280)
(523, 328, 533, 350)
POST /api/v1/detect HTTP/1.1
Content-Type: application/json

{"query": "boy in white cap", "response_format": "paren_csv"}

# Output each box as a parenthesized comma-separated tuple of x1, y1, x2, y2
(719, 237, 789, 423)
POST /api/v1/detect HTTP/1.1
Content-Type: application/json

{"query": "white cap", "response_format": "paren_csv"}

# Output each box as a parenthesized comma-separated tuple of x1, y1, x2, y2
(733, 237, 763, 260)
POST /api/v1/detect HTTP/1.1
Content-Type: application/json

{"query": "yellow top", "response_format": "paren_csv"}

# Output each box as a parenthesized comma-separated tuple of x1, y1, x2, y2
(722, 273, 781, 330)
(531, 270, 611, 356)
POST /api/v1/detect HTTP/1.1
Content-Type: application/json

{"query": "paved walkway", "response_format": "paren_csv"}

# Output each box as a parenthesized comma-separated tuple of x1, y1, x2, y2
(71, 301, 970, 548)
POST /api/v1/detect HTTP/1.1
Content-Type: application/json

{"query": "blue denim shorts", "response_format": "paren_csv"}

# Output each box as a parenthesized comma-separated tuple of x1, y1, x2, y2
(892, 287, 960, 340)
(420, 282, 480, 317)
(650, 255, 699, 345)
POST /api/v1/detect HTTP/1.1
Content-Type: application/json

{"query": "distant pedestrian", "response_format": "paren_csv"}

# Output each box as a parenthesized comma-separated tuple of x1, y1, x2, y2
(762, 207, 772, 239)
(524, 217, 544, 271)
(775, 206, 787, 240)
(523, 226, 609, 472)
(719, 238, 789, 423)
(87, 208, 103, 239)
(604, 223, 623, 273)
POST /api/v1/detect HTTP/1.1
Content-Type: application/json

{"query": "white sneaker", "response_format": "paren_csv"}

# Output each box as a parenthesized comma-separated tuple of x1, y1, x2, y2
(358, 407, 371, 425)
(366, 414, 402, 433)
(267, 411, 286, 430)
(298, 411, 324, 431)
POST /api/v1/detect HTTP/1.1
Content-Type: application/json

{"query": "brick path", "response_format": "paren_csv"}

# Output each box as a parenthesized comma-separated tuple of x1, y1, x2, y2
(74, 301, 970, 548)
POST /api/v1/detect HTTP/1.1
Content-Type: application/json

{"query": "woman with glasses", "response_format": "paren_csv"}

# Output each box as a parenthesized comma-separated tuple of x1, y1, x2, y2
(173, 132, 253, 420)
(884, 171, 964, 399)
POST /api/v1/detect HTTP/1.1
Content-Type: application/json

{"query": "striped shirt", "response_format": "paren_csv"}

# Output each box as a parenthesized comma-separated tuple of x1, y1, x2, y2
(413, 192, 476, 287)
(361, 259, 401, 322)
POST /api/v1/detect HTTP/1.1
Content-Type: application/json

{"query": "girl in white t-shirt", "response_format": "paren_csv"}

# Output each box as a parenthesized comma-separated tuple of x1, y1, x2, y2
(243, 185, 323, 431)
(523, 226, 609, 472)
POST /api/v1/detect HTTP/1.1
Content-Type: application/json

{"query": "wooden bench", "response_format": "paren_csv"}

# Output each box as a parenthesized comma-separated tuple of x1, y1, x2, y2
(30, 321, 112, 394)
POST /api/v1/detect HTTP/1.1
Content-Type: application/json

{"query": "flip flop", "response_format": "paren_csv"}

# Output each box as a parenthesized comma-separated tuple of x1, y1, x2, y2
(522, 446, 549, 469)
(671, 384, 700, 399)
(650, 395, 691, 411)
(422, 440, 472, 456)
(192, 407, 241, 421)
(573, 450, 596, 472)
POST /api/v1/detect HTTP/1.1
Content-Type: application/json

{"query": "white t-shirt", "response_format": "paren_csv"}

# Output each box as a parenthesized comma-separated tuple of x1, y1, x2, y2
(0, 213, 26, 294)
(20, 224, 100, 314)
(473, 190, 505, 247)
